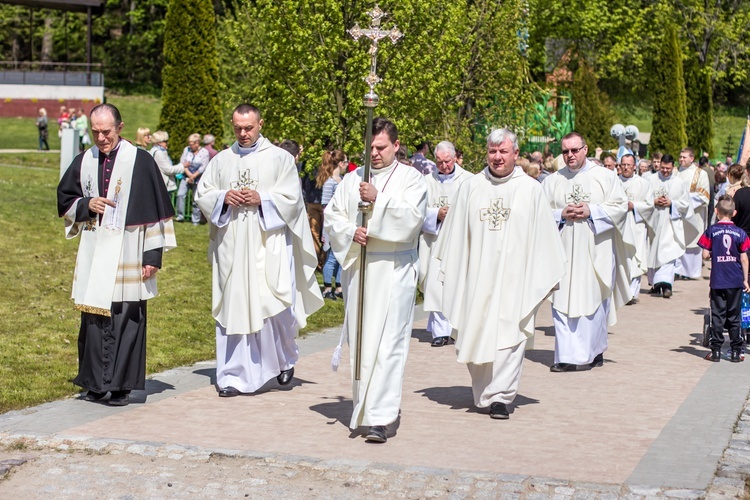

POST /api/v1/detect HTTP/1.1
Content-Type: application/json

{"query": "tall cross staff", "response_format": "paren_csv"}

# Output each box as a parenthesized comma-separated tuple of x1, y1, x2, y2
(348, 5, 403, 381)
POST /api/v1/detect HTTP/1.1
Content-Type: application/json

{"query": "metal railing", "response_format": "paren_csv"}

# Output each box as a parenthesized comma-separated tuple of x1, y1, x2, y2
(0, 61, 103, 87)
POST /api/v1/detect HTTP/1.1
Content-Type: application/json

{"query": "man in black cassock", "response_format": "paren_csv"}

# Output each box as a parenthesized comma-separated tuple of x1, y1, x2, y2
(57, 103, 176, 406)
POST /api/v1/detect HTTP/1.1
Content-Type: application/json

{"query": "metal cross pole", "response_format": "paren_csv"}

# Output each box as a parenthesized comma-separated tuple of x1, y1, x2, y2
(348, 5, 403, 381)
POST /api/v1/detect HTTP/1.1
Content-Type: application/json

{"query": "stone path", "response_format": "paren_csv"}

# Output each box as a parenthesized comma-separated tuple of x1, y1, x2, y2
(1, 270, 749, 498)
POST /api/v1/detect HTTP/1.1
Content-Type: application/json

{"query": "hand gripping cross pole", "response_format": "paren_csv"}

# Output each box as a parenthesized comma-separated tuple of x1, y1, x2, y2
(348, 5, 403, 381)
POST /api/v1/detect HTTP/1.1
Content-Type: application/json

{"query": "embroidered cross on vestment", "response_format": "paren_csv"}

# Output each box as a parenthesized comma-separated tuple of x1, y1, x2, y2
(479, 198, 511, 230)
(565, 184, 591, 204)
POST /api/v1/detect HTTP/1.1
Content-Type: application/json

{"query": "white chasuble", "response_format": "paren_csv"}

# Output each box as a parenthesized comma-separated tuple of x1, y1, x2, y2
(620, 174, 654, 277)
(676, 164, 709, 248)
(646, 173, 692, 269)
(195, 139, 323, 336)
(418, 164, 470, 292)
(428, 167, 566, 364)
(542, 162, 636, 325)
(324, 161, 427, 429)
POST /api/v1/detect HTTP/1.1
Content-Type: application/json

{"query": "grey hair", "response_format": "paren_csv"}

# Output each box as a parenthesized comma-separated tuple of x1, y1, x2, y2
(487, 128, 519, 150)
(203, 134, 215, 145)
(152, 130, 169, 142)
(434, 140, 456, 157)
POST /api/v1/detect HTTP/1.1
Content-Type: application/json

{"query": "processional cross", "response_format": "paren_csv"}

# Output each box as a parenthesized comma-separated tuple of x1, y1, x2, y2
(348, 5, 403, 381)
(480, 198, 511, 231)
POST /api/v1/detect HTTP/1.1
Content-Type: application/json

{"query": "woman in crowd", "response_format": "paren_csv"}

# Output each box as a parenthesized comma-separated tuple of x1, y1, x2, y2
(36, 108, 49, 151)
(726, 163, 745, 198)
(135, 127, 152, 150)
(317, 149, 347, 299)
(149, 130, 184, 196)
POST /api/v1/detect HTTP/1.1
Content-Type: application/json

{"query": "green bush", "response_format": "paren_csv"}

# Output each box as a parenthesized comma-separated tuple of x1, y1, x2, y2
(684, 53, 714, 157)
(650, 25, 687, 156)
(160, 0, 224, 160)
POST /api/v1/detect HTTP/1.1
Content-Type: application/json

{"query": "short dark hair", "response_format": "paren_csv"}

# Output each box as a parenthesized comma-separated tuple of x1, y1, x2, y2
(372, 117, 398, 144)
(716, 194, 735, 217)
(90, 103, 122, 127)
(620, 153, 636, 164)
(651, 152, 663, 161)
(278, 139, 300, 158)
(602, 153, 616, 162)
(661, 154, 675, 164)
(561, 131, 586, 147)
(414, 140, 429, 151)
(698, 156, 710, 167)
(681, 147, 695, 158)
(233, 103, 261, 120)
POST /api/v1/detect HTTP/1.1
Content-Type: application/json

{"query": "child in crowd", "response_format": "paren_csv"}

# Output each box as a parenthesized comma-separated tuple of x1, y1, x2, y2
(698, 195, 750, 362)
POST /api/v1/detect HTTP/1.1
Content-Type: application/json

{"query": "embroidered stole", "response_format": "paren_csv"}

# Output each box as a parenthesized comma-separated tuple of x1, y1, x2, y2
(72, 141, 137, 316)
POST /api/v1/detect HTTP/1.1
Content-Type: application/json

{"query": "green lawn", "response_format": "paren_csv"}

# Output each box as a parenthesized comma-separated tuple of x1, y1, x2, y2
(0, 155, 343, 413)
(0, 94, 162, 151)
(615, 104, 748, 161)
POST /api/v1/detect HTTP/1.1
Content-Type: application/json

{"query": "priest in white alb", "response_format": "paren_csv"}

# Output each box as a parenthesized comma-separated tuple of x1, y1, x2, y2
(57, 104, 176, 407)
(324, 117, 427, 444)
(427, 129, 566, 419)
(675, 147, 709, 279)
(542, 132, 636, 372)
(195, 104, 323, 397)
(646, 154, 692, 298)
(419, 140, 470, 347)
(619, 153, 654, 304)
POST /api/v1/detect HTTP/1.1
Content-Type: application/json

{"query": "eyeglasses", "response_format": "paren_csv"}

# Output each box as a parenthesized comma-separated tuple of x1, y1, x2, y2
(561, 146, 586, 156)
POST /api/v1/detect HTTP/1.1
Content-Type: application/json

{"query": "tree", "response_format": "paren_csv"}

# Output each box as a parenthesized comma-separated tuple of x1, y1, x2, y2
(218, 0, 530, 170)
(571, 57, 616, 149)
(684, 52, 714, 156)
(160, 0, 224, 159)
(650, 25, 687, 156)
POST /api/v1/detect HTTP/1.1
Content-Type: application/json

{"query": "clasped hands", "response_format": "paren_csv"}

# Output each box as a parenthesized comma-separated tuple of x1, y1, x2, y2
(654, 196, 671, 208)
(561, 202, 591, 221)
(225, 189, 261, 208)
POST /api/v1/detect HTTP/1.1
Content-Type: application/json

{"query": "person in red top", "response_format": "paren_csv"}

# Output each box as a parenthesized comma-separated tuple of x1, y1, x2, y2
(698, 195, 750, 362)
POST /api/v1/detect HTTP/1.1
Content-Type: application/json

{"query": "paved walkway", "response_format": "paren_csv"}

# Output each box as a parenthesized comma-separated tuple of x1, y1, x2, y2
(1, 269, 749, 498)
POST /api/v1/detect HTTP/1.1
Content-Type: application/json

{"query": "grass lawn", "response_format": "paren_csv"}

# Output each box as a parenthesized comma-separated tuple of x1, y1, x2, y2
(615, 104, 748, 160)
(0, 94, 162, 151)
(0, 154, 344, 414)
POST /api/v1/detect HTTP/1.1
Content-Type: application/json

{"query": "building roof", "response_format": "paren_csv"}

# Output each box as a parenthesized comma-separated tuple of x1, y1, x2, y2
(0, 0, 104, 14)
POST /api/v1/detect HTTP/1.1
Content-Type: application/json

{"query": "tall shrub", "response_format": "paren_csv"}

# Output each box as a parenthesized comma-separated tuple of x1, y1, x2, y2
(684, 52, 714, 157)
(571, 57, 616, 149)
(160, 0, 224, 159)
(650, 24, 687, 156)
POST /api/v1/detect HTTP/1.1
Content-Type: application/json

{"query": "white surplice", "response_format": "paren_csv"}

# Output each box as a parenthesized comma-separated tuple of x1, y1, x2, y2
(675, 163, 709, 278)
(419, 164, 470, 339)
(646, 172, 692, 287)
(621, 174, 654, 298)
(542, 160, 635, 365)
(195, 138, 323, 392)
(324, 161, 427, 429)
(428, 167, 566, 406)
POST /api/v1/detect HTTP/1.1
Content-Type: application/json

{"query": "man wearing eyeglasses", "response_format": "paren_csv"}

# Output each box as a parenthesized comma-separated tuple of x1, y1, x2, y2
(542, 132, 636, 372)
(419, 140, 471, 347)
(674, 147, 710, 280)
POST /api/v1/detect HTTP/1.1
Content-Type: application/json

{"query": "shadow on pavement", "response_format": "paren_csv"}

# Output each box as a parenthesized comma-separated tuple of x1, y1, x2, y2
(193, 368, 217, 385)
(309, 395, 352, 429)
(411, 328, 431, 343)
(671, 345, 710, 359)
(414, 385, 483, 413)
(525, 349, 554, 367)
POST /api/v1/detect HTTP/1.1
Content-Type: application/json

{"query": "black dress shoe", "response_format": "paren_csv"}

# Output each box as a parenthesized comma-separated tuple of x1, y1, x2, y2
(323, 291, 337, 300)
(219, 386, 241, 397)
(589, 353, 604, 368)
(277, 367, 294, 386)
(431, 336, 450, 347)
(82, 390, 107, 402)
(705, 350, 721, 362)
(365, 425, 387, 443)
(731, 350, 744, 363)
(108, 390, 131, 406)
(550, 363, 576, 372)
(662, 287, 673, 298)
(335, 291, 344, 299)
(489, 402, 509, 420)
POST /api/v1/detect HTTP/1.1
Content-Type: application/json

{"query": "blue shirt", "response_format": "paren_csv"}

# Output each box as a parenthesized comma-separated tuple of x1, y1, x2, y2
(698, 221, 750, 289)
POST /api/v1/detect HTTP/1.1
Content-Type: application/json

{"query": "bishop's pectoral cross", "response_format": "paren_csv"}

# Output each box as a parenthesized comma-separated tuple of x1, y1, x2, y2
(480, 198, 511, 231)
(565, 184, 591, 204)
(231, 169, 258, 220)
